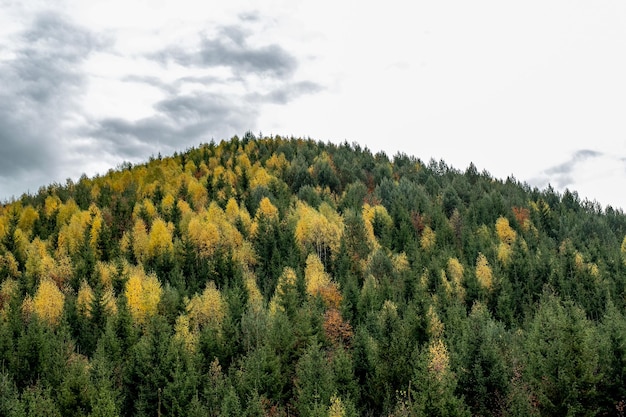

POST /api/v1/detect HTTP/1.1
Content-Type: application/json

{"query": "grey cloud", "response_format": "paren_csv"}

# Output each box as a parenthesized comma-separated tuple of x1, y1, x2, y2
(530, 149, 603, 189)
(152, 25, 297, 78)
(546, 149, 602, 176)
(86, 92, 256, 158)
(247, 81, 324, 105)
(0, 12, 100, 199)
(238, 11, 261, 22)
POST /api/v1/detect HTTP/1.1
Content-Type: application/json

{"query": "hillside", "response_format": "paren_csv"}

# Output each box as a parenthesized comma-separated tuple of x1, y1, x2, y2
(1, 134, 626, 416)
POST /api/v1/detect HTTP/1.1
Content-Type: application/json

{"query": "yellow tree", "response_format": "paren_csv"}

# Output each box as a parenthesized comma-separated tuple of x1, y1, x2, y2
(174, 314, 198, 353)
(294, 202, 343, 262)
(304, 253, 331, 296)
(255, 197, 279, 221)
(420, 226, 436, 251)
(186, 281, 226, 332)
(187, 215, 220, 258)
(124, 267, 162, 325)
(131, 219, 150, 263)
(495, 217, 517, 245)
(427, 338, 451, 380)
(32, 278, 65, 326)
(57, 210, 90, 256)
(77, 280, 95, 318)
(18, 205, 39, 237)
(44, 195, 62, 218)
(328, 395, 346, 417)
(447, 257, 466, 301)
(475, 253, 493, 291)
(147, 218, 174, 259)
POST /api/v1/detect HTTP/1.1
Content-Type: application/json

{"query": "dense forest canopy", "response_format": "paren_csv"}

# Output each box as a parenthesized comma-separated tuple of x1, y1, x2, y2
(1, 134, 626, 416)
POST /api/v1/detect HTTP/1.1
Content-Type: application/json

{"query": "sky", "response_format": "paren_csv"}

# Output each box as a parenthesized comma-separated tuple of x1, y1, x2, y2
(1, 0, 626, 210)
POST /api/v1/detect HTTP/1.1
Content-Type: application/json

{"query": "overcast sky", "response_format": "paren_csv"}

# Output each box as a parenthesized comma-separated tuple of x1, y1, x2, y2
(1, 0, 626, 210)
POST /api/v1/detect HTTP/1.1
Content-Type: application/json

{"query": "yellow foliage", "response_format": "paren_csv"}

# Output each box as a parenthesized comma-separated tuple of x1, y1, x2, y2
(56, 198, 79, 226)
(186, 281, 226, 331)
(328, 395, 346, 417)
(427, 339, 450, 380)
(574, 252, 585, 271)
(77, 280, 95, 318)
(125, 267, 162, 325)
(21, 295, 34, 321)
(265, 153, 289, 174)
(256, 197, 279, 221)
(133, 199, 157, 222)
(25, 238, 53, 281)
(44, 195, 62, 218)
(101, 286, 118, 316)
(294, 202, 343, 259)
(161, 193, 176, 214)
(18, 205, 39, 236)
(243, 269, 263, 312)
(57, 211, 91, 256)
(0, 278, 18, 311)
(0, 215, 6, 242)
(225, 198, 240, 223)
(184, 160, 197, 175)
(362, 203, 392, 249)
(187, 177, 208, 208)
(305, 253, 331, 296)
(96, 261, 115, 288)
(174, 315, 198, 352)
(250, 166, 273, 189)
(420, 226, 436, 251)
(187, 216, 220, 258)
(495, 217, 516, 245)
(497, 242, 512, 265)
(236, 153, 252, 171)
(233, 240, 257, 270)
(47, 253, 73, 288)
(131, 219, 150, 263)
(147, 218, 174, 258)
(621, 236, 626, 264)
(391, 253, 410, 273)
(33, 278, 65, 326)
(0, 252, 20, 279)
(427, 305, 444, 340)
(440, 270, 453, 296)
(475, 252, 493, 291)
(447, 258, 464, 286)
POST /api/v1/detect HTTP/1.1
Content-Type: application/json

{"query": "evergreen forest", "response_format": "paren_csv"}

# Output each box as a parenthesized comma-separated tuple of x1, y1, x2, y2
(1, 134, 626, 416)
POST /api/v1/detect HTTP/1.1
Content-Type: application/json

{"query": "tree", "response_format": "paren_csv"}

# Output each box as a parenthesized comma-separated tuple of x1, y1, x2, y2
(475, 253, 493, 292)
(32, 278, 65, 327)
(524, 291, 602, 415)
(124, 267, 162, 325)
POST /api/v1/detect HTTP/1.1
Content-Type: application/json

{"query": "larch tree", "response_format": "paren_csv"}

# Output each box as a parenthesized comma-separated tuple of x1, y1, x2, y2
(124, 266, 162, 325)
(305, 253, 331, 297)
(475, 253, 493, 291)
(32, 278, 65, 326)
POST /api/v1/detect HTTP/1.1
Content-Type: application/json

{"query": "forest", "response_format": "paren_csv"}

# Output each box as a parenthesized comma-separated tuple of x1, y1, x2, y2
(1, 134, 626, 416)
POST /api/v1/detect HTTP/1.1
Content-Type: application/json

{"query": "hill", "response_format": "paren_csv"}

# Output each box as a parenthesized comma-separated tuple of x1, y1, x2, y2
(1, 134, 626, 416)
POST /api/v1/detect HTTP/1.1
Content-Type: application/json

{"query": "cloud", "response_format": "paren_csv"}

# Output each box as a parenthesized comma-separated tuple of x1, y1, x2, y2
(0, 12, 102, 198)
(531, 149, 603, 189)
(151, 25, 297, 78)
(86, 92, 257, 158)
(248, 81, 324, 105)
